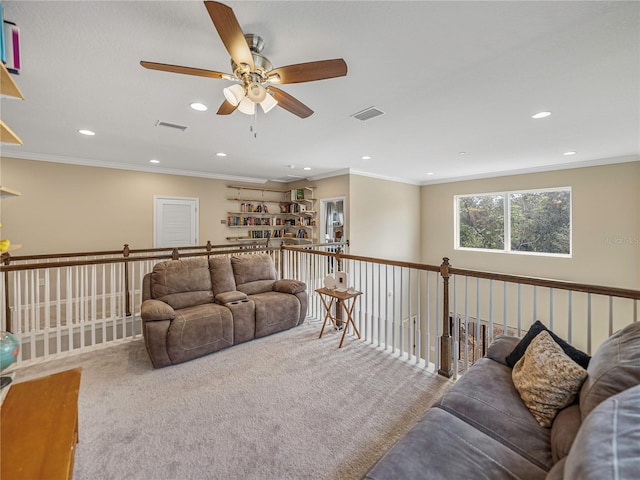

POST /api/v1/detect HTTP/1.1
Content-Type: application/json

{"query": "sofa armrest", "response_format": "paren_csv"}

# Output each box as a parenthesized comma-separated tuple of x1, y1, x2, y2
(273, 279, 307, 294)
(215, 291, 248, 304)
(141, 299, 175, 321)
(485, 335, 521, 366)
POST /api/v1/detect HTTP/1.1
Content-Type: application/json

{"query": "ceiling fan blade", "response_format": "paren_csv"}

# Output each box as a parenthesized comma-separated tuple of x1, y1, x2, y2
(204, 1, 254, 71)
(269, 59, 347, 84)
(217, 100, 238, 115)
(266, 87, 313, 119)
(140, 61, 229, 79)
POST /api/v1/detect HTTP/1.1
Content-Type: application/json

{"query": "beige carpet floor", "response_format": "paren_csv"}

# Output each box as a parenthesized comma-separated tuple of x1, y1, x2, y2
(14, 319, 451, 480)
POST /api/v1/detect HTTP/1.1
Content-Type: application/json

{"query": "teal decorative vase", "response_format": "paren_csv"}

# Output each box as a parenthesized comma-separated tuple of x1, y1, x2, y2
(0, 331, 20, 370)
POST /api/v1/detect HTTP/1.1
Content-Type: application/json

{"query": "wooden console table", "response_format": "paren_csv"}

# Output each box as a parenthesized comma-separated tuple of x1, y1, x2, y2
(316, 287, 362, 348)
(1, 368, 82, 480)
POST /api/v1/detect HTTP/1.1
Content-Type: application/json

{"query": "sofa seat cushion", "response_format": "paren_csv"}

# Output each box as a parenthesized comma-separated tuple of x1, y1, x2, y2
(251, 291, 300, 338)
(365, 407, 547, 480)
(166, 304, 233, 364)
(435, 357, 553, 471)
(151, 257, 213, 309)
(579, 321, 640, 420)
(565, 384, 640, 480)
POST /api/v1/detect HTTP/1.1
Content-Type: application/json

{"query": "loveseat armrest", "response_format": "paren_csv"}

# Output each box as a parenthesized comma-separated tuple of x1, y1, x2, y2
(141, 299, 175, 321)
(273, 279, 307, 294)
(215, 291, 248, 305)
(486, 335, 521, 366)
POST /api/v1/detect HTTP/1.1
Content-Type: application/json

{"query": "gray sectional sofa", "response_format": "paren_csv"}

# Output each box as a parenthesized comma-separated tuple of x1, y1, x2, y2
(365, 321, 640, 480)
(140, 254, 307, 368)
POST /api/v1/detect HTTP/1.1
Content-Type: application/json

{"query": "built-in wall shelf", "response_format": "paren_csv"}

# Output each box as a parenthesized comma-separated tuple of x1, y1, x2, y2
(0, 63, 24, 99)
(0, 62, 24, 145)
(226, 185, 317, 243)
(0, 186, 21, 199)
(0, 119, 22, 145)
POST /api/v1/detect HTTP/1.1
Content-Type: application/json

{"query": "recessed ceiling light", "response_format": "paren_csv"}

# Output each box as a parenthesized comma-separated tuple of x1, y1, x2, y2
(427, 172, 435, 176)
(190, 102, 208, 111)
(289, 165, 296, 169)
(78, 129, 95, 136)
(531, 111, 551, 119)
(458, 152, 466, 156)
(563, 151, 577, 156)
(361, 156, 371, 160)
(303, 167, 311, 171)
(150, 159, 160, 164)
(216, 152, 227, 157)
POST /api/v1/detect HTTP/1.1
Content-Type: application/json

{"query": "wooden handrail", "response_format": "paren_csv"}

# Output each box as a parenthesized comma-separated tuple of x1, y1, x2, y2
(449, 267, 640, 300)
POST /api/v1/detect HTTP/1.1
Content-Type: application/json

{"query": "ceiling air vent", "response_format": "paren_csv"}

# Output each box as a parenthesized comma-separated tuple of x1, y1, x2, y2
(351, 107, 385, 121)
(155, 120, 188, 131)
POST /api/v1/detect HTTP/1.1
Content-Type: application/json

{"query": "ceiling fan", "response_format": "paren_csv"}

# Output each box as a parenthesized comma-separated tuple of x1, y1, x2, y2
(140, 1, 347, 119)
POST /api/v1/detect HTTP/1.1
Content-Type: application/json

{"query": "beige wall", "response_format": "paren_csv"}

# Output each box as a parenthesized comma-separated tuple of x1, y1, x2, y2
(349, 175, 421, 262)
(421, 162, 640, 289)
(1, 157, 245, 254)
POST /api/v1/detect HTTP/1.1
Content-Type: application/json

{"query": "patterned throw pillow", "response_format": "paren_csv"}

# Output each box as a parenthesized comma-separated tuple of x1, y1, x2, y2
(512, 330, 588, 428)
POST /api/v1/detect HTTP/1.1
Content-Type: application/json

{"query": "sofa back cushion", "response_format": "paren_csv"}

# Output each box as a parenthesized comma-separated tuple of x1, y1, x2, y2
(151, 257, 213, 310)
(231, 254, 277, 294)
(579, 321, 640, 420)
(208, 256, 236, 295)
(565, 384, 640, 479)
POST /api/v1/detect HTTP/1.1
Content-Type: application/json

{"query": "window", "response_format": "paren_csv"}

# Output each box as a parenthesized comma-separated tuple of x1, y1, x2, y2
(455, 188, 571, 256)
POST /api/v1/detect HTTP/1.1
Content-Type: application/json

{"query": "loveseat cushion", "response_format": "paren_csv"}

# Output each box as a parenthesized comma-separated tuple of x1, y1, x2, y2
(208, 256, 236, 295)
(166, 303, 233, 364)
(564, 384, 640, 479)
(151, 257, 213, 309)
(251, 291, 300, 338)
(365, 407, 547, 480)
(231, 254, 277, 285)
(435, 357, 553, 471)
(579, 321, 640, 420)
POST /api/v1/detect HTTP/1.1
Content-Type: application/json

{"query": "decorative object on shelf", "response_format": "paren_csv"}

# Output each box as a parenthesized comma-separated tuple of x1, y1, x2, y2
(0, 331, 20, 389)
(140, 1, 347, 119)
(323, 275, 337, 290)
(335, 271, 349, 291)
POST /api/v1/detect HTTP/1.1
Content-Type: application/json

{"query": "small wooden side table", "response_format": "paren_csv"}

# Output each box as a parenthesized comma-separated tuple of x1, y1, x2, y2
(1, 368, 82, 480)
(316, 287, 363, 348)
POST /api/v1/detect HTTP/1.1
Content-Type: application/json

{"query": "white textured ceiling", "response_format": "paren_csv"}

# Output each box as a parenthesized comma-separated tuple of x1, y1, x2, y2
(1, 0, 638, 185)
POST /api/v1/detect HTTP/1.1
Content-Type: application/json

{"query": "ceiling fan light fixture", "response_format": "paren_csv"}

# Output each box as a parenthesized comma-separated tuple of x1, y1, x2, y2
(238, 96, 256, 115)
(247, 82, 267, 103)
(223, 84, 245, 106)
(260, 93, 278, 113)
(267, 73, 281, 83)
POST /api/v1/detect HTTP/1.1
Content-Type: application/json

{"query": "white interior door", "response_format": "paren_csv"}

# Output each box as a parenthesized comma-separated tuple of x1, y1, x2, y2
(154, 196, 198, 248)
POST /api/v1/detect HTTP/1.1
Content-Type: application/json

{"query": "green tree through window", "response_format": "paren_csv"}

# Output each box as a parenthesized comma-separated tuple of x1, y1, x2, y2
(458, 195, 504, 249)
(456, 188, 571, 256)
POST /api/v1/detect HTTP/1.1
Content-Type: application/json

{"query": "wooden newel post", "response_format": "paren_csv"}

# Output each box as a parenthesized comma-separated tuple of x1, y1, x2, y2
(123, 244, 131, 316)
(438, 257, 453, 378)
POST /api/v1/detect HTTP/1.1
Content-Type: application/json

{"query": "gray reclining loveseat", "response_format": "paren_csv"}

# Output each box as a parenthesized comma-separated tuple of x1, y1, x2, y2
(140, 253, 307, 368)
